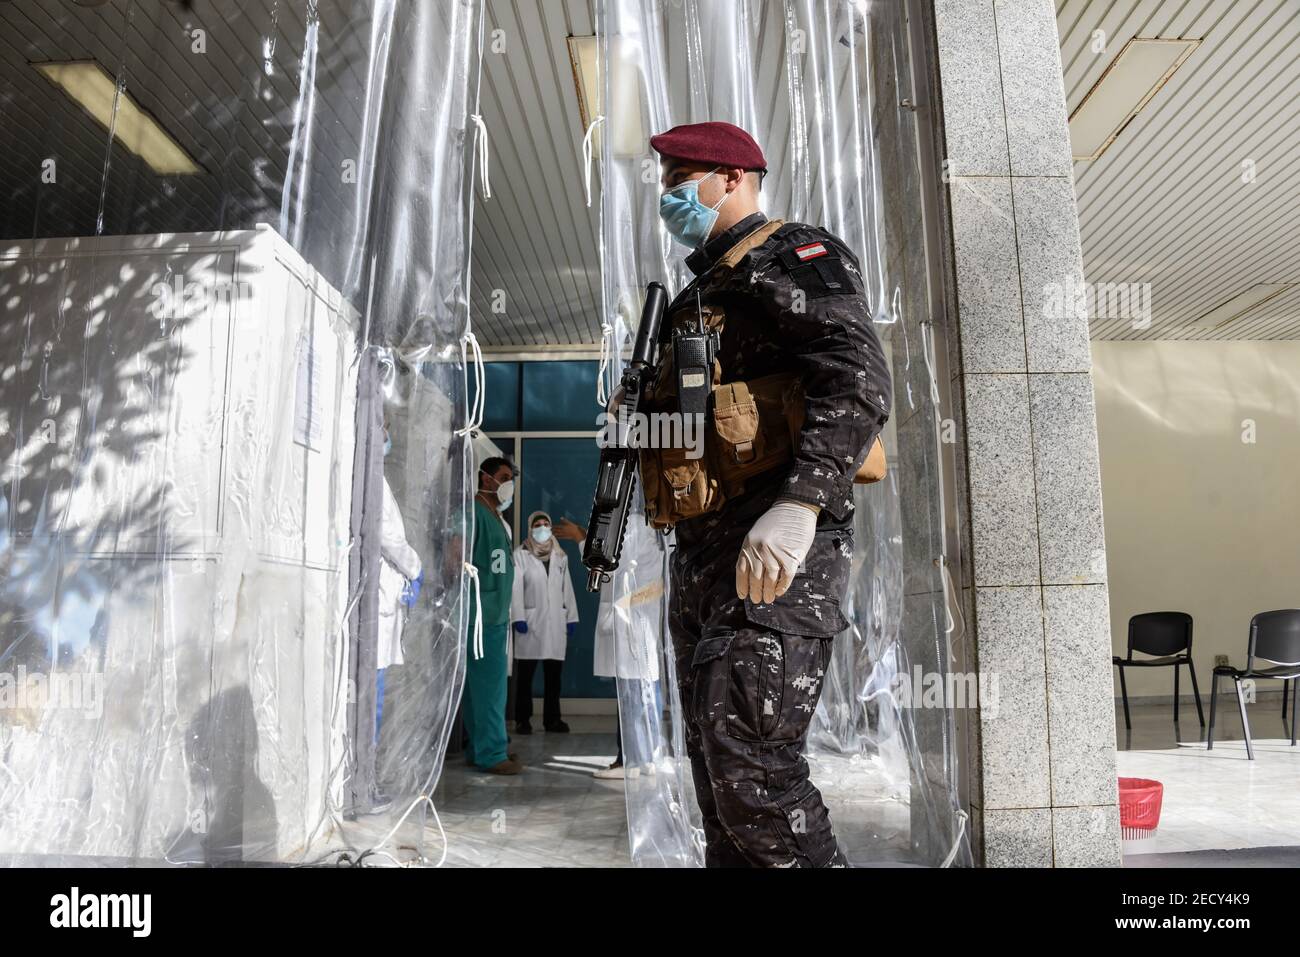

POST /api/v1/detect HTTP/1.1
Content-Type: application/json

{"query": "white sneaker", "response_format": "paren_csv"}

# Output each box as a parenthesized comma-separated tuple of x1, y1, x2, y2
(593, 762, 626, 780)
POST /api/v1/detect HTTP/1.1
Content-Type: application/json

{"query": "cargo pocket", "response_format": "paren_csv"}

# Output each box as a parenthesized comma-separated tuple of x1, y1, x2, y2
(642, 440, 721, 528)
(690, 630, 786, 743)
(743, 593, 849, 640)
(742, 529, 852, 639)
(725, 631, 785, 741)
(690, 632, 734, 732)
(665, 445, 719, 517)
(712, 386, 760, 462)
(712, 379, 795, 495)
(641, 444, 721, 529)
(775, 784, 840, 867)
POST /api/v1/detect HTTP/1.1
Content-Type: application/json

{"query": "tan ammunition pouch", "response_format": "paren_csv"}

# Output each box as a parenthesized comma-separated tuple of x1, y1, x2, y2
(640, 369, 887, 529)
(638, 220, 887, 529)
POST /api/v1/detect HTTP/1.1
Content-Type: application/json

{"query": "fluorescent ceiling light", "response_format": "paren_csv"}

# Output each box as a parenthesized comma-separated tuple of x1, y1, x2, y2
(34, 60, 201, 175)
(569, 36, 600, 133)
(1193, 283, 1294, 329)
(1069, 38, 1199, 161)
(568, 35, 646, 160)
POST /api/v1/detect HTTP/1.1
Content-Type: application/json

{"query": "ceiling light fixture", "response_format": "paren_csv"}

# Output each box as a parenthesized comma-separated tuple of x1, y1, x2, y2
(1069, 38, 1199, 161)
(34, 60, 201, 175)
(1193, 283, 1294, 329)
(568, 35, 646, 161)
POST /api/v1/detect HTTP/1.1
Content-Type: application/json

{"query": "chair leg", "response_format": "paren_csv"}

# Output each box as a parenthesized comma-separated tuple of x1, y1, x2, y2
(1174, 665, 1180, 723)
(1207, 673, 1219, 750)
(1233, 678, 1254, 760)
(1116, 664, 1131, 731)
(1291, 680, 1297, 747)
(1188, 660, 1205, 727)
(1284, 679, 1289, 721)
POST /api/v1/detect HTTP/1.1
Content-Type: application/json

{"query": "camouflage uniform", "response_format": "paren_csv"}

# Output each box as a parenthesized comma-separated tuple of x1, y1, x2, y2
(665, 212, 892, 867)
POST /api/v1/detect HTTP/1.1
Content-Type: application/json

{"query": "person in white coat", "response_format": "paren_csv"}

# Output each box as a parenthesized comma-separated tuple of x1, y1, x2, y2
(509, 511, 578, 734)
(377, 432, 422, 742)
(591, 517, 665, 780)
(552, 514, 665, 780)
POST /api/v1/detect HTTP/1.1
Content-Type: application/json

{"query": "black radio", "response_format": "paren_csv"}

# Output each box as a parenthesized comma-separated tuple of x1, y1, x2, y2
(672, 298, 719, 420)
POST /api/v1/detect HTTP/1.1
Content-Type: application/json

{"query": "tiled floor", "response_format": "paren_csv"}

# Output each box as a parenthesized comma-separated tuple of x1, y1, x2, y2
(432, 715, 634, 867)
(424, 715, 920, 867)
(1116, 693, 1300, 859)
(348, 692, 1300, 868)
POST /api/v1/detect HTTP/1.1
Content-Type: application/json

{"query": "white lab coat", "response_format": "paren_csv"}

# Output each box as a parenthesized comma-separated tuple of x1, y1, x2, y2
(593, 525, 665, 681)
(509, 546, 578, 661)
(378, 478, 422, 670)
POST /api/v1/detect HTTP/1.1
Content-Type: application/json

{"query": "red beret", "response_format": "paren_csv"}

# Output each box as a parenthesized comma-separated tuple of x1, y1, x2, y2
(650, 121, 767, 173)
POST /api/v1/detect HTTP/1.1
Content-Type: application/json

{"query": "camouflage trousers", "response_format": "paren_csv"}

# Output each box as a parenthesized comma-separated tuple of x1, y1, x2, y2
(669, 500, 852, 868)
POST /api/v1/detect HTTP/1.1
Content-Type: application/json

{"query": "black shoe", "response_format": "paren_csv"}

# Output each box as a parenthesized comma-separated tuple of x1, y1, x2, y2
(515, 721, 533, 735)
(544, 720, 570, 733)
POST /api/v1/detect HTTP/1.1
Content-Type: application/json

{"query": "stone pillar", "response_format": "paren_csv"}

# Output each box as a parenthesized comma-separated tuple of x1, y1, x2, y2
(932, 0, 1121, 866)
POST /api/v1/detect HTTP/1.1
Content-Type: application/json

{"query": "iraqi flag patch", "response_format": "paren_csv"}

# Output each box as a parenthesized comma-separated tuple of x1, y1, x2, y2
(794, 242, 829, 261)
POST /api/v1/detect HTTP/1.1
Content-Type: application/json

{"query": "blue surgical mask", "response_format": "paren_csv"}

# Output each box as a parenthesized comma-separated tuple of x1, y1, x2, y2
(659, 169, 731, 249)
(531, 525, 552, 544)
(383, 434, 392, 457)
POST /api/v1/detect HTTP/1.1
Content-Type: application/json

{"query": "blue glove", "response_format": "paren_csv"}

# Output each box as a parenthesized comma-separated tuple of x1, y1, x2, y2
(401, 570, 423, 608)
(514, 621, 528, 634)
(567, 622, 576, 637)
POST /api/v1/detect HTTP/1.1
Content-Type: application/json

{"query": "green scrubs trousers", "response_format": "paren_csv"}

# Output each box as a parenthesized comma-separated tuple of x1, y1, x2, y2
(463, 621, 509, 768)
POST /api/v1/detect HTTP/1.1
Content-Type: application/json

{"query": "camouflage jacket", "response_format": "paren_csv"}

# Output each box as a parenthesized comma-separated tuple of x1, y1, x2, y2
(663, 212, 892, 535)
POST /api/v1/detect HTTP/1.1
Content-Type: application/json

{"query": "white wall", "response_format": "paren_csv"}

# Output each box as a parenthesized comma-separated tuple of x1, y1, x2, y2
(1092, 340, 1300, 699)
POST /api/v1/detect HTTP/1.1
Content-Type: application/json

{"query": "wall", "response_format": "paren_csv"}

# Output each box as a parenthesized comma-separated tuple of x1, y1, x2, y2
(933, 0, 1121, 866)
(1093, 340, 1300, 698)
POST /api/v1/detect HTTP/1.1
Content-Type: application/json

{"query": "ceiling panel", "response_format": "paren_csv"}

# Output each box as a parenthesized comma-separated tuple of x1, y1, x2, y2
(1, 1, 887, 350)
(1057, 0, 1300, 340)
(470, 0, 600, 348)
(470, 0, 867, 348)
(0, 0, 376, 293)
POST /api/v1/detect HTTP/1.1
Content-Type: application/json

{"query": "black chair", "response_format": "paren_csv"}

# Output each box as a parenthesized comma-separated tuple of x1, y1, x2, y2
(1113, 612, 1203, 730)
(1208, 609, 1300, 760)
(1283, 675, 1299, 721)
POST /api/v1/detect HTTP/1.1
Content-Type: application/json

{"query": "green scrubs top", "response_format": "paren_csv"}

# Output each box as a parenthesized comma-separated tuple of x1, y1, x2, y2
(470, 499, 515, 626)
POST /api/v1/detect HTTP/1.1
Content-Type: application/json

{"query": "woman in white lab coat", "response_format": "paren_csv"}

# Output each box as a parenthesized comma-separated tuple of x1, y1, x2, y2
(509, 511, 578, 734)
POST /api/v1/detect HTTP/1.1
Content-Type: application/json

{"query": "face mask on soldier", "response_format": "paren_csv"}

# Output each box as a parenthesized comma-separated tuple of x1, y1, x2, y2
(659, 168, 732, 248)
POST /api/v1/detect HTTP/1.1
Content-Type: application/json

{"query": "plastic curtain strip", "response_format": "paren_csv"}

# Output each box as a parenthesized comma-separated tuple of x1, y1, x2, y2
(594, 0, 971, 867)
(589, 0, 698, 870)
(0, 0, 484, 866)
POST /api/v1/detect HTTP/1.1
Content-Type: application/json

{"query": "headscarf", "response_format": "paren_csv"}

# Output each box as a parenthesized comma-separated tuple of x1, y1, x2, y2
(523, 510, 554, 560)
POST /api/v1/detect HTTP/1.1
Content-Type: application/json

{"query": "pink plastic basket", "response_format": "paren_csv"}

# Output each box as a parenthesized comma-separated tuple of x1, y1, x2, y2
(1118, 777, 1164, 839)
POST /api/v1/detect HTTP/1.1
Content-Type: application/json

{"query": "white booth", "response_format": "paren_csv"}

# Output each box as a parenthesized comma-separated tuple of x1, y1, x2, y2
(0, 224, 357, 863)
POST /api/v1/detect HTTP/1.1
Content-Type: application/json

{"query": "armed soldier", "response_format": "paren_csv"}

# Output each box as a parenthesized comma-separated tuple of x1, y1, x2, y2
(643, 121, 892, 867)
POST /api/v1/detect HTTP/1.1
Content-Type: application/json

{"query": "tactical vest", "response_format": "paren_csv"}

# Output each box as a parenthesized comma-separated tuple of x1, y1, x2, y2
(639, 219, 886, 530)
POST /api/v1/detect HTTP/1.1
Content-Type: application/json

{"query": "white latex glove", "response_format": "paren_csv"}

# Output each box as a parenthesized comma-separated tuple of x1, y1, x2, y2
(735, 500, 819, 604)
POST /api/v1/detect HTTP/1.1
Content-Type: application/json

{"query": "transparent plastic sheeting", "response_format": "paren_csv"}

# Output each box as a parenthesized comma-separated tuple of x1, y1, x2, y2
(594, 0, 971, 866)
(0, 0, 483, 865)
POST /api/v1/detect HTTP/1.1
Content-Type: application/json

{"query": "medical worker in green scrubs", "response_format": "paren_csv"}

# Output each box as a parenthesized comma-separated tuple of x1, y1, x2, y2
(464, 456, 522, 774)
